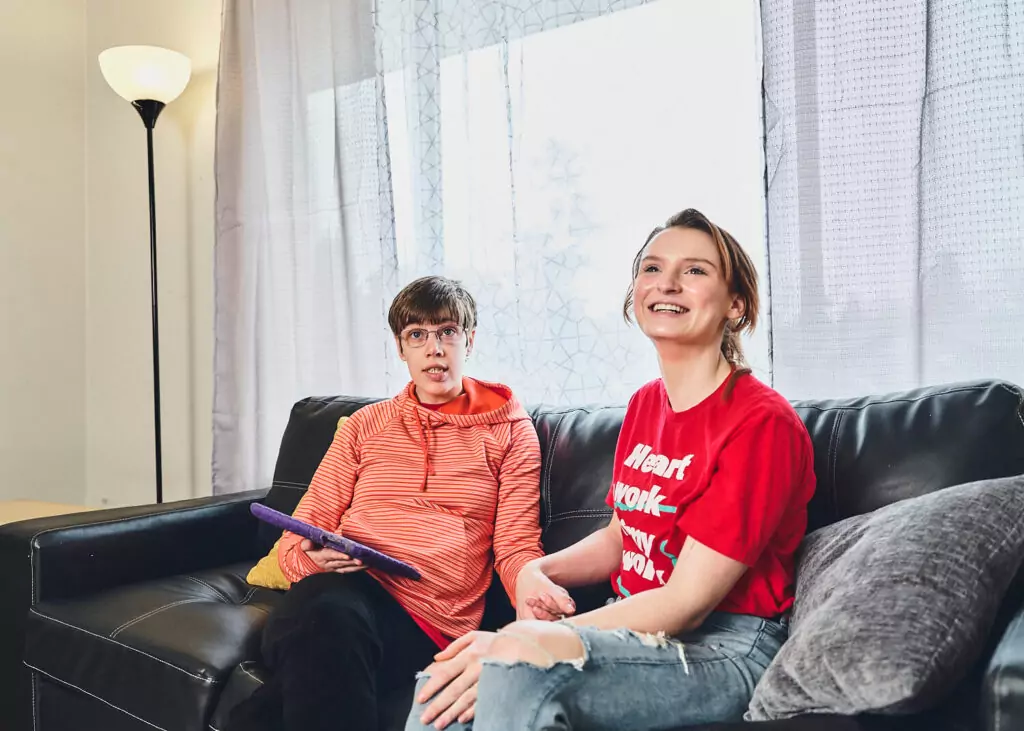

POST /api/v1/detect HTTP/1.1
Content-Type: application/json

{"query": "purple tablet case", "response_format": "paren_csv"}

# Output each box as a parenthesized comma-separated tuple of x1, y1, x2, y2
(250, 503, 421, 580)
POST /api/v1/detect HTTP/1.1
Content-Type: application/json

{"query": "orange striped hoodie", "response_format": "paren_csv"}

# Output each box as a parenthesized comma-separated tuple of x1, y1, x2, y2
(278, 378, 544, 638)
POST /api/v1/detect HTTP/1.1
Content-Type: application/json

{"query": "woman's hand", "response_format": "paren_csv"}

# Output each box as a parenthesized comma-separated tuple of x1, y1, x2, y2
(515, 561, 576, 621)
(417, 631, 499, 729)
(300, 538, 365, 574)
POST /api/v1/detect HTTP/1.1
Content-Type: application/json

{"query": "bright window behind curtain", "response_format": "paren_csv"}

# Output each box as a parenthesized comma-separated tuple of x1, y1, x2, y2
(384, 0, 768, 402)
(215, 0, 766, 493)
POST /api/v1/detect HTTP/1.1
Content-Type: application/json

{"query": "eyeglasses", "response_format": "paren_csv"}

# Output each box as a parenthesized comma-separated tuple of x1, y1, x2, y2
(401, 325, 464, 348)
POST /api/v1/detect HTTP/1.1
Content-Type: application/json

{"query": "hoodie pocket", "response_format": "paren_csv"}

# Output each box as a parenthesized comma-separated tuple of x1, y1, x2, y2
(340, 500, 473, 600)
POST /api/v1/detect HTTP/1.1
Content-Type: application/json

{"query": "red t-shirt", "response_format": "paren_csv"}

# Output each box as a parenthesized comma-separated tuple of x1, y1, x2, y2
(606, 373, 815, 617)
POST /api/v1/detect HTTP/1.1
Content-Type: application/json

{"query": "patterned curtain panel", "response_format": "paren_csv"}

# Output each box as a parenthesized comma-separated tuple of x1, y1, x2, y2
(761, 0, 1024, 400)
(214, 0, 766, 493)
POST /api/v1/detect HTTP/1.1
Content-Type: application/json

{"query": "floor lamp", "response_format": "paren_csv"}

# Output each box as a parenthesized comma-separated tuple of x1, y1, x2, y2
(98, 46, 192, 504)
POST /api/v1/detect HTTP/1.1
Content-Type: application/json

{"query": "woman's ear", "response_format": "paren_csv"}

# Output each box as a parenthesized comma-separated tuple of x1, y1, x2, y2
(726, 295, 745, 323)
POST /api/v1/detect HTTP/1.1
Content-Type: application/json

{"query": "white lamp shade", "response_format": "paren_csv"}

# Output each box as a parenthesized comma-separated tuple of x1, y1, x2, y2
(98, 46, 192, 104)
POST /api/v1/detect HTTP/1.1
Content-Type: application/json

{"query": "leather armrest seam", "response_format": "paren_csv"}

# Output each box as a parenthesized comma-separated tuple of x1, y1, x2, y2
(28, 608, 219, 684)
(25, 663, 168, 731)
(31, 669, 37, 731)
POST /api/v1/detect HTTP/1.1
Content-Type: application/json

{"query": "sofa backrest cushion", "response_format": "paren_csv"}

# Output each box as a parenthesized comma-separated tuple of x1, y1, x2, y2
(791, 380, 1024, 532)
(259, 380, 1024, 568)
(257, 396, 380, 549)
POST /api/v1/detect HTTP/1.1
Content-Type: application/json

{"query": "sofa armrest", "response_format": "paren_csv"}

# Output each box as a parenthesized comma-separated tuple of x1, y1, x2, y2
(0, 488, 268, 604)
(0, 489, 268, 731)
(984, 596, 1024, 731)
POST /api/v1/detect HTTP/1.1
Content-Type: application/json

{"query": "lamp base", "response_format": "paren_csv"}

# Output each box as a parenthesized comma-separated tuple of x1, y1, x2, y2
(132, 99, 166, 129)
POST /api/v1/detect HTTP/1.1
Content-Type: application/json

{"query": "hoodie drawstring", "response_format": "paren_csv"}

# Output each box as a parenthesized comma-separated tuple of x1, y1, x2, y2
(402, 378, 515, 491)
(417, 412, 435, 491)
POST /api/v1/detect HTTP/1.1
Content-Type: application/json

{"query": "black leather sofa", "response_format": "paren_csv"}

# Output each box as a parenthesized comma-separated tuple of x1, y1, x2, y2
(2, 379, 1024, 731)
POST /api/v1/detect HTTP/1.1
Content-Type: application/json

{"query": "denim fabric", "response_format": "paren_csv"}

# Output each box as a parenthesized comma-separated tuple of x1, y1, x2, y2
(405, 611, 787, 731)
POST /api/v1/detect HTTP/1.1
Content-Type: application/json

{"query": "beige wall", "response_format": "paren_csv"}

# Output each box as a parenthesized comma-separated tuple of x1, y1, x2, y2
(0, 1, 87, 504)
(85, 0, 221, 507)
(0, 0, 220, 507)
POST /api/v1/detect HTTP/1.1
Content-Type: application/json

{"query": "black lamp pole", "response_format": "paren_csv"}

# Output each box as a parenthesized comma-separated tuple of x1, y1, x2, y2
(132, 99, 166, 504)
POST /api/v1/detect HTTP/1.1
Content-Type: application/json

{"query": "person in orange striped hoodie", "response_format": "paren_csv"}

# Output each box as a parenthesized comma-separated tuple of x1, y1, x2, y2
(225, 276, 549, 731)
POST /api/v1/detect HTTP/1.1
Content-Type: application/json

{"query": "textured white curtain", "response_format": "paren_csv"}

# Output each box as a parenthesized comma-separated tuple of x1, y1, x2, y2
(762, 0, 1024, 400)
(214, 0, 767, 494)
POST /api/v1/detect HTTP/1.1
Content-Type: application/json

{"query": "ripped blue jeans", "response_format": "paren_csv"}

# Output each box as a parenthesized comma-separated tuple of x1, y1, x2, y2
(405, 611, 786, 731)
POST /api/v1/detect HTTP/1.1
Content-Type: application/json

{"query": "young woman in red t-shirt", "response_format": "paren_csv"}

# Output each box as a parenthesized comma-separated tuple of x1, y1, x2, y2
(406, 208, 816, 731)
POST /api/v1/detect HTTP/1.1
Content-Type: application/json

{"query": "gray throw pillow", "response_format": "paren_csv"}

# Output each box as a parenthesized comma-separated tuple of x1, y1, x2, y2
(746, 475, 1024, 721)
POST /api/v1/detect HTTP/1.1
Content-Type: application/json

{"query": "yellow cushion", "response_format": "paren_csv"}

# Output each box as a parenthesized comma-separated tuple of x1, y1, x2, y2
(245, 415, 351, 591)
(245, 537, 293, 590)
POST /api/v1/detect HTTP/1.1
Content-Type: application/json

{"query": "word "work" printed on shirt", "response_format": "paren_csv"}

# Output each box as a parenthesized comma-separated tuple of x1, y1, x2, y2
(613, 442, 694, 516)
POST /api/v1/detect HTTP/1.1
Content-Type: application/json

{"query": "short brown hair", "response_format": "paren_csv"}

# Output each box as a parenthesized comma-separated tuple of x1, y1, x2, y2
(623, 208, 760, 370)
(387, 276, 478, 336)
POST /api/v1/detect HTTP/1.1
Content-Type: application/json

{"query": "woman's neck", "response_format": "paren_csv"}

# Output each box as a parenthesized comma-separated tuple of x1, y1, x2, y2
(657, 343, 732, 413)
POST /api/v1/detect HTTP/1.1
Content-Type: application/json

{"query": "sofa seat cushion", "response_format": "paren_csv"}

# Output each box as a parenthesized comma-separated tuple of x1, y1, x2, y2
(25, 562, 282, 731)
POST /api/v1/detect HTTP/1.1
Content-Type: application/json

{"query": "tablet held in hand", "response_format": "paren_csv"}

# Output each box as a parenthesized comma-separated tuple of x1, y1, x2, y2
(251, 503, 421, 580)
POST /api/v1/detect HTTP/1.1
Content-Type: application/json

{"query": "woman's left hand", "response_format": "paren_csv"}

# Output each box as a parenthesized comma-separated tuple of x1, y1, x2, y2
(515, 562, 575, 621)
(416, 631, 498, 729)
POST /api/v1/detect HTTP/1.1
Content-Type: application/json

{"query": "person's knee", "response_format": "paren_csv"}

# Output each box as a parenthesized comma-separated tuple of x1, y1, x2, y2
(291, 572, 370, 613)
(301, 587, 376, 639)
(488, 620, 586, 669)
(264, 573, 375, 659)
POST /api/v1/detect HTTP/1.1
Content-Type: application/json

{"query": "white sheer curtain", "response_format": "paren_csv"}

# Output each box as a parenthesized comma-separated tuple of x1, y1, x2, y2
(214, 0, 767, 494)
(761, 0, 1024, 400)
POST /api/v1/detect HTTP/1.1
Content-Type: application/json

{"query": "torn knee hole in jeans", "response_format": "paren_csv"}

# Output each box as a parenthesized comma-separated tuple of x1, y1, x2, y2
(483, 629, 588, 671)
(611, 629, 689, 675)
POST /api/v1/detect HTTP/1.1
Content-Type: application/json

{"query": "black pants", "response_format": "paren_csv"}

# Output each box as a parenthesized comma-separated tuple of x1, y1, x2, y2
(225, 571, 439, 731)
